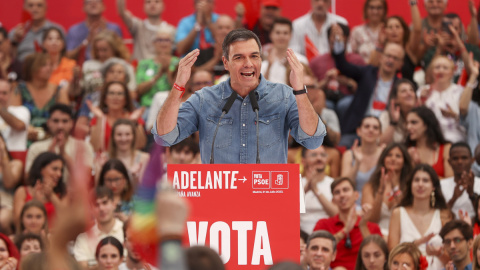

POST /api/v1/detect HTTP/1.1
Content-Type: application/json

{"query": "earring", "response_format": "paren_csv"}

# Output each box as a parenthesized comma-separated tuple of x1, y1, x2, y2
(430, 191, 435, 208)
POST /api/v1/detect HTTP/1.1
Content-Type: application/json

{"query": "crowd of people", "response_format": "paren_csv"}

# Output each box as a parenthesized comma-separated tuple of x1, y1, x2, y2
(1, 0, 480, 269)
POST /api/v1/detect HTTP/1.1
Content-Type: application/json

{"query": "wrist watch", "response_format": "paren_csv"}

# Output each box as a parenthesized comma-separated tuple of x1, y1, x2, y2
(293, 85, 308, 95)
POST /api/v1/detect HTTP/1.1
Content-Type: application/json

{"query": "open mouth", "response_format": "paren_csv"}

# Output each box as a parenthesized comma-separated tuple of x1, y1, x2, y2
(241, 71, 255, 78)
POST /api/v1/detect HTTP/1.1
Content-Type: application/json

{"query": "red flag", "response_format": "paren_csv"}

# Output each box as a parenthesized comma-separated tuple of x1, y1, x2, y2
(34, 40, 42, 52)
(458, 68, 468, 86)
(20, 9, 32, 24)
(304, 35, 319, 62)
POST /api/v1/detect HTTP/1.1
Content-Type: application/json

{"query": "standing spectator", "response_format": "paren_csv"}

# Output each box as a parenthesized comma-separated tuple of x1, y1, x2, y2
(0, 79, 30, 152)
(42, 27, 76, 87)
(24, 104, 94, 184)
(388, 164, 452, 269)
(73, 187, 124, 269)
(116, 0, 175, 61)
(10, 53, 69, 144)
(262, 17, 307, 84)
(66, 0, 123, 61)
(303, 230, 337, 270)
(175, 0, 218, 55)
(301, 145, 337, 234)
(8, 0, 64, 61)
(440, 220, 474, 270)
(0, 27, 22, 83)
(406, 107, 453, 178)
(350, 0, 387, 63)
(441, 142, 480, 219)
(136, 28, 178, 117)
(313, 177, 382, 270)
(290, 0, 348, 56)
(194, 15, 235, 77)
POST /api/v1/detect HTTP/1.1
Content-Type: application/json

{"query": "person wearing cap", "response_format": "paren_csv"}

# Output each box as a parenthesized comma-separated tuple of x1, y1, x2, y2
(289, 0, 348, 56)
(235, 0, 282, 46)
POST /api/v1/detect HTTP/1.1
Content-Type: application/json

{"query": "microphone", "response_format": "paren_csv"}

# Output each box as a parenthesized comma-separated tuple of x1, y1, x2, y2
(248, 91, 261, 164)
(210, 92, 237, 164)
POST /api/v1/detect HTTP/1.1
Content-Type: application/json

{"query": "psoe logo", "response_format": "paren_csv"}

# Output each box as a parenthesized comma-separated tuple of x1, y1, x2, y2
(271, 172, 289, 189)
(252, 171, 270, 189)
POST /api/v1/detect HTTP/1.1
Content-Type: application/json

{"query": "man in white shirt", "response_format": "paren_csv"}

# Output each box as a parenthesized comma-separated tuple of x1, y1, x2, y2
(301, 145, 337, 233)
(0, 79, 30, 152)
(441, 142, 480, 219)
(74, 187, 125, 268)
(290, 0, 348, 56)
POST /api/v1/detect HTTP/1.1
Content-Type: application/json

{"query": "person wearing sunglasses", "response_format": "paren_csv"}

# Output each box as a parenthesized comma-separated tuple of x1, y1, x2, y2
(313, 177, 382, 270)
(439, 220, 474, 270)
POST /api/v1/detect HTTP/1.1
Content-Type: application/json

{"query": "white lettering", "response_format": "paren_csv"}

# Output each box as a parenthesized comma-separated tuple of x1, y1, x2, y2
(181, 171, 189, 189)
(173, 172, 180, 189)
(232, 221, 252, 265)
(210, 222, 231, 263)
(187, 221, 208, 246)
(251, 221, 272, 265)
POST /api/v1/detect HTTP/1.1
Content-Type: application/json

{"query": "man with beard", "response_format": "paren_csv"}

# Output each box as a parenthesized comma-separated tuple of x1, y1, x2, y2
(119, 220, 158, 270)
(301, 146, 337, 234)
(25, 103, 94, 183)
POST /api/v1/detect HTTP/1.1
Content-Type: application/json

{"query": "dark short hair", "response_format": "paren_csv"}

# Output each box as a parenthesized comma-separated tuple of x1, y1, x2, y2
(331, 177, 356, 193)
(186, 246, 225, 270)
(449, 142, 472, 157)
(300, 230, 309, 244)
(327, 23, 350, 39)
(439, 220, 473, 241)
(267, 262, 304, 270)
(28, 152, 66, 197)
(92, 186, 114, 202)
(272, 17, 292, 32)
(15, 233, 45, 252)
(98, 159, 133, 202)
(170, 136, 199, 155)
(222, 29, 262, 60)
(95, 236, 123, 259)
(48, 103, 73, 119)
(307, 230, 336, 252)
(0, 27, 8, 39)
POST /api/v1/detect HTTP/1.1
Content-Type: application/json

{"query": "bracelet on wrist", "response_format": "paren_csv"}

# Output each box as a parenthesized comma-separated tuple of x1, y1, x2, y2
(173, 83, 186, 98)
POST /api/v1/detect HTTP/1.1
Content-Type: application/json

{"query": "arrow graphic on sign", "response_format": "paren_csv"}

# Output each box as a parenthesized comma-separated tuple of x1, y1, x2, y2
(239, 176, 248, 183)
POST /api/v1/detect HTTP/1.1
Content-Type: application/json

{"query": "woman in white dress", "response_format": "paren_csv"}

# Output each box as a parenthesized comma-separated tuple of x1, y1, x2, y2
(388, 164, 452, 270)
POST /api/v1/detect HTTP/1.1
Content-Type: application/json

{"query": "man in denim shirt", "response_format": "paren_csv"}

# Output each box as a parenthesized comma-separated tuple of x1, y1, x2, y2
(152, 29, 326, 164)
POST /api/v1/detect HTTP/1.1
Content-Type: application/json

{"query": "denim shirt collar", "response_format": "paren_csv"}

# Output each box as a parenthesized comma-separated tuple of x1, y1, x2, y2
(222, 74, 268, 100)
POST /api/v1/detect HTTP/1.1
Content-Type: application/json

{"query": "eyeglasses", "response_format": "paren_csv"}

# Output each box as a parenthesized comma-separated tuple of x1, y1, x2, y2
(105, 177, 124, 184)
(107, 91, 125, 97)
(384, 53, 402, 62)
(443, 237, 465, 246)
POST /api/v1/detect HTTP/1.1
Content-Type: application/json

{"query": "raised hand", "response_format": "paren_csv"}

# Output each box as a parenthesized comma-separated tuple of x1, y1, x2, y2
(86, 100, 105, 119)
(389, 99, 401, 123)
(286, 48, 304, 91)
(175, 49, 200, 88)
(351, 139, 364, 164)
(129, 106, 145, 121)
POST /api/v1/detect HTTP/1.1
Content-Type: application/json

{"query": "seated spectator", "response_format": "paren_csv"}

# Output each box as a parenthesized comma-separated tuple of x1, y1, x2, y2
(0, 233, 19, 269)
(66, 0, 123, 61)
(355, 234, 389, 270)
(235, 0, 281, 46)
(116, 0, 175, 61)
(9, 0, 64, 61)
(362, 143, 414, 237)
(108, 119, 149, 182)
(147, 69, 215, 131)
(136, 28, 178, 115)
(13, 152, 66, 230)
(419, 56, 472, 143)
(10, 53, 69, 144)
(17, 200, 48, 236)
(73, 187, 124, 268)
(406, 106, 453, 178)
(350, 0, 387, 63)
(290, 0, 347, 56)
(25, 103, 94, 184)
(423, 14, 480, 83)
(368, 11, 422, 81)
(42, 27, 76, 87)
(0, 27, 23, 83)
(14, 233, 43, 259)
(439, 220, 474, 270)
(261, 17, 307, 85)
(120, 219, 158, 270)
(313, 177, 382, 270)
(175, 0, 218, 55)
(387, 242, 424, 270)
(166, 136, 200, 165)
(194, 15, 235, 77)
(97, 159, 134, 222)
(95, 236, 124, 270)
(186, 246, 224, 270)
(301, 146, 337, 234)
(302, 230, 337, 270)
(332, 33, 404, 146)
(388, 164, 452, 269)
(379, 79, 417, 145)
(310, 23, 364, 116)
(441, 142, 480, 219)
(474, 235, 480, 270)
(88, 81, 146, 152)
(341, 116, 384, 204)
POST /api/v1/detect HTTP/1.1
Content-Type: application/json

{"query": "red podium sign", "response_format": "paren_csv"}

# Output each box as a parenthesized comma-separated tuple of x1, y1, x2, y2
(167, 164, 300, 269)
